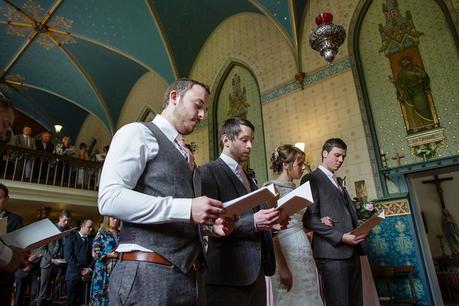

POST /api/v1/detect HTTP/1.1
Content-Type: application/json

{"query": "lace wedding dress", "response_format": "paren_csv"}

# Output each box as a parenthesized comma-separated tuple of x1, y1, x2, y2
(266, 180, 323, 306)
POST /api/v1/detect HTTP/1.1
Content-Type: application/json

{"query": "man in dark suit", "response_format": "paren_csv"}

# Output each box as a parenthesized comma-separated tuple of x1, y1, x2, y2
(201, 117, 284, 306)
(35, 209, 72, 306)
(35, 131, 55, 153)
(301, 138, 368, 306)
(64, 218, 94, 306)
(35, 131, 55, 180)
(0, 183, 24, 305)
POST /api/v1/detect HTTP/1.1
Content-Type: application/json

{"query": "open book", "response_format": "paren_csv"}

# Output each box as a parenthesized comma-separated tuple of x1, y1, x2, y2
(223, 184, 278, 217)
(351, 211, 385, 236)
(276, 181, 314, 217)
(0, 218, 75, 251)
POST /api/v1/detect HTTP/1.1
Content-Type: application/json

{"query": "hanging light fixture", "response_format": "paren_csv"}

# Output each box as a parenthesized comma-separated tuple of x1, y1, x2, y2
(54, 124, 63, 133)
(309, 12, 346, 63)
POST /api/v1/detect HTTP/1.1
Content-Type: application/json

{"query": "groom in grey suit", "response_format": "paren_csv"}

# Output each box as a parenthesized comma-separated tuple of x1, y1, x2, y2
(301, 138, 368, 306)
(201, 117, 284, 306)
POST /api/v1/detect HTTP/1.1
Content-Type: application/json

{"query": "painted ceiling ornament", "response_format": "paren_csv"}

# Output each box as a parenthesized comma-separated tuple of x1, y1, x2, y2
(309, 12, 346, 63)
(1, 0, 76, 49)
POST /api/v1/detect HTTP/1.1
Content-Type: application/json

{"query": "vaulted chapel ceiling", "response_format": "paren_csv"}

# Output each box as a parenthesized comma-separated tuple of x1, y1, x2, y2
(0, 0, 308, 137)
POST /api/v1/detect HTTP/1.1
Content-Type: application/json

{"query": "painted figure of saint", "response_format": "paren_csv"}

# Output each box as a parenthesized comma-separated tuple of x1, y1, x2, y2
(395, 57, 435, 132)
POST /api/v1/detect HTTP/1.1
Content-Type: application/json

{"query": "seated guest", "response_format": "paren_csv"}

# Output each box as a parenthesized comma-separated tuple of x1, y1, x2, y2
(89, 217, 120, 306)
(0, 183, 23, 306)
(35, 209, 72, 306)
(15, 253, 40, 306)
(64, 218, 94, 306)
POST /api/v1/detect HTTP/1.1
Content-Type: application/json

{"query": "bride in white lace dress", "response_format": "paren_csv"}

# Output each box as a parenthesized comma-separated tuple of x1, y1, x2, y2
(264, 145, 325, 306)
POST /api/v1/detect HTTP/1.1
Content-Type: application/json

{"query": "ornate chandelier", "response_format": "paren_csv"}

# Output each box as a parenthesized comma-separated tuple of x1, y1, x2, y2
(309, 12, 346, 63)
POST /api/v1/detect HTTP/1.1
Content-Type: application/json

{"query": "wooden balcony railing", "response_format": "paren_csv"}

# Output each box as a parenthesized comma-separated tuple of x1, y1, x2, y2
(0, 143, 103, 191)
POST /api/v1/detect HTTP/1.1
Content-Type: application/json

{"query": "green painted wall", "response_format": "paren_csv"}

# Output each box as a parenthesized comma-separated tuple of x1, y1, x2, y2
(359, 0, 459, 167)
(216, 65, 268, 184)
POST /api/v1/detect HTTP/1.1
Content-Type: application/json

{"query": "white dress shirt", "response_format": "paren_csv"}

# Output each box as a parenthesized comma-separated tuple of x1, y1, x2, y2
(98, 115, 192, 252)
(220, 153, 240, 178)
(318, 165, 340, 189)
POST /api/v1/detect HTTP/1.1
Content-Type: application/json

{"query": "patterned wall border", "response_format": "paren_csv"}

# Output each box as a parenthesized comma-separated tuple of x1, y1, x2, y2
(377, 198, 411, 216)
(260, 58, 352, 103)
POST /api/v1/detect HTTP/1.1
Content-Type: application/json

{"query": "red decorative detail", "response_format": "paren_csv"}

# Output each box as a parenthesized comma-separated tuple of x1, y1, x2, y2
(315, 12, 333, 26)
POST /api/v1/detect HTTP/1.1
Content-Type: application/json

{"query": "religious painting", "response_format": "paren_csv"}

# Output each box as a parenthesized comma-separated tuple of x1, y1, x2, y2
(354, 180, 368, 201)
(215, 64, 268, 184)
(227, 74, 249, 119)
(379, 0, 445, 160)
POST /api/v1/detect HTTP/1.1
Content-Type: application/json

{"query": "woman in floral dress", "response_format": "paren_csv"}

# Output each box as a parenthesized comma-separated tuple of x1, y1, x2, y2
(89, 217, 119, 306)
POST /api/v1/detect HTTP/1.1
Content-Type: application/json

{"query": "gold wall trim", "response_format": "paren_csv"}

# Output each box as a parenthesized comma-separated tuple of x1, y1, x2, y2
(377, 199, 411, 217)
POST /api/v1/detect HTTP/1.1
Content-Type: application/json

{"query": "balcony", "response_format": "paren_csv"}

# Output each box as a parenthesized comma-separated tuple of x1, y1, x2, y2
(0, 143, 101, 223)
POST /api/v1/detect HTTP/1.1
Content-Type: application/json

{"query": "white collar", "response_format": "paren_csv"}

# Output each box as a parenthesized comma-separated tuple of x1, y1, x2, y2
(220, 153, 240, 174)
(318, 165, 335, 179)
(152, 114, 179, 143)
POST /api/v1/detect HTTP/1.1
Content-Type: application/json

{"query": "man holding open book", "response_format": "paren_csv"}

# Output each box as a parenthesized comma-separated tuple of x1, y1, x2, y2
(200, 117, 285, 306)
(301, 138, 368, 306)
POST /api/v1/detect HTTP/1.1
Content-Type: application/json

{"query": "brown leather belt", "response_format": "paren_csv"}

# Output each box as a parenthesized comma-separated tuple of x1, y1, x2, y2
(119, 251, 204, 271)
(119, 251, 172, 266)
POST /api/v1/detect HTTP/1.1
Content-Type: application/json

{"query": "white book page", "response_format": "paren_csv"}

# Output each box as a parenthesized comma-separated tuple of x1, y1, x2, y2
(1, 219, 70, 250)
(351, 211, 385, 236)
(223, 184, 277, 217)
(276, 181, 314, 217)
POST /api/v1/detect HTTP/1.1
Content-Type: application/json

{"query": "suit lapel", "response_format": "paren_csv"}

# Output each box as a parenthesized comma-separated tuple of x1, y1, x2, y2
(316, 169, 343, 197)
(215, 158, 248, 197)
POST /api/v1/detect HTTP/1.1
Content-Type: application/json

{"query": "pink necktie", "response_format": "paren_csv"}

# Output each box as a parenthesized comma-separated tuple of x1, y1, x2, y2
(175, 134, 195, 170)
(236, 164, 251, 192)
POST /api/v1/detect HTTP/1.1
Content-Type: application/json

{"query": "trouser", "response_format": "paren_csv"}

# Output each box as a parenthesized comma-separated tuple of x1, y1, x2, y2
(109, 260, 205, 305)
(316, 254, 363, 306)
(206, 269, 266, 306)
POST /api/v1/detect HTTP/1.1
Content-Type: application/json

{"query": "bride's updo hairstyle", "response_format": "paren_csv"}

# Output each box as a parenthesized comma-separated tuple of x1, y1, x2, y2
(270, 144, 304, 174)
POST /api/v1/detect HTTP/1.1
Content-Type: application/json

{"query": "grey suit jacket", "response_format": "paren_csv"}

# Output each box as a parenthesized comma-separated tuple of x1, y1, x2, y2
(200, 158, 275, 286)
(40, 225, 64, 269)
(302, 168, 367, 259)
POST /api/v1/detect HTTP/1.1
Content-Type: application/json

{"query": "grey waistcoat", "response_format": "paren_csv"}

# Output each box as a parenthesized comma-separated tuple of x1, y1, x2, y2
(119, 122, 201, 274)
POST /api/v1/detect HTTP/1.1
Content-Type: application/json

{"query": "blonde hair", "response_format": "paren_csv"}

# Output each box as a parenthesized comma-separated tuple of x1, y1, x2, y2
(100, 216, 119, 231)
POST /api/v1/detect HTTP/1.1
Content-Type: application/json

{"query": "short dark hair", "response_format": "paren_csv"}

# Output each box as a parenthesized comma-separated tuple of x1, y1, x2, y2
(162, 78, 210, 109)
(0, 183, 9, 197)
(79, 218, 93, 228)
(219, 117, 255, 150)
(321, 138, 347, 160)
(59, 209, 72, 218)
(0, 94, 15, 113)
